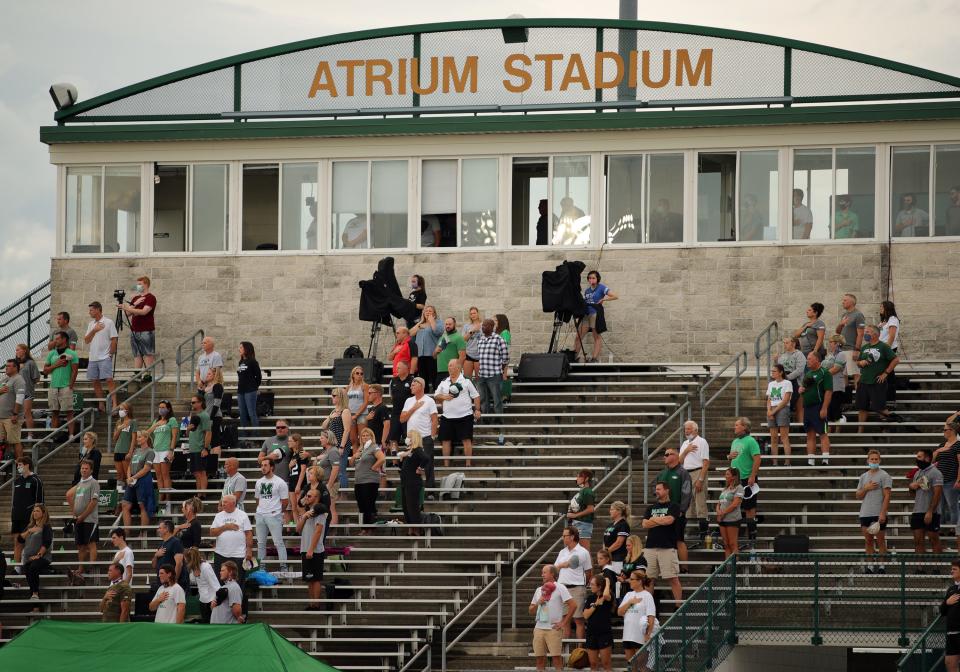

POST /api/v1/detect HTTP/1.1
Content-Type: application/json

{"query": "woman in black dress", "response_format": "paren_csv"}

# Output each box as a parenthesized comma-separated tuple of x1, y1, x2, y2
(398, 430, 428, 535)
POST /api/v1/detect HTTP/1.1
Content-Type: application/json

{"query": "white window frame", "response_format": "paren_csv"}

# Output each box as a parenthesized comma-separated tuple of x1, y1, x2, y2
(887, 141, 960, 242)
(327, 158, 412, 255)
(63, 163, 143, 256)
(149, 162, 231, 256)
(416, 156, 501, 250)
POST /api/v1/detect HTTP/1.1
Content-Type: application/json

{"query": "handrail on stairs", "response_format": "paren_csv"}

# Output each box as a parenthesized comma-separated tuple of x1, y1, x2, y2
(699, 350, 748, 435)
(441, 575, 502, 672)
(754, 321, 780, 396)
(175, 329, 205, 400)
(106, 358, 166, 453)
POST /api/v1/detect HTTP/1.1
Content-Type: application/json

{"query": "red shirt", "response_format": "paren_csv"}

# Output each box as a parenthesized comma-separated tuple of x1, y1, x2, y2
(392, 338, 416, 376)
(130, 293, 157, 332)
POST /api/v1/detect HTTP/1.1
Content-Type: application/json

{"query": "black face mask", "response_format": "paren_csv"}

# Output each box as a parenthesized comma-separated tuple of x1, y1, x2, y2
(916, 459, 930, 469)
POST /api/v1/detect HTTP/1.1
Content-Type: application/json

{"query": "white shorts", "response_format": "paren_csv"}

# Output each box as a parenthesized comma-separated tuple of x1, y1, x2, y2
(153, 451, 170, 464)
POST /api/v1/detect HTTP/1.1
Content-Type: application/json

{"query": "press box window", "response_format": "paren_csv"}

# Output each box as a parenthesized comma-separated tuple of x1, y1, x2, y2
(606, 153, 683, 244)
(65, 165, 141, 254)
(511, 155, 590, 246)
(889, 144, 960, 237)
(331, 160, 408, 250)
(792, 147, 876, 240)
(697, 151, 778, 242)
(421, 158, 498, 248)
(153, 164, 229, 252)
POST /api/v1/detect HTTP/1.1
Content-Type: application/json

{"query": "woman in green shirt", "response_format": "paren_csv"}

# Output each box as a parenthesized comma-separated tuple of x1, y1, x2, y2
(112, 402, 138, 484)
(146, 400, 178, 504)
(495, 313, 512, 401)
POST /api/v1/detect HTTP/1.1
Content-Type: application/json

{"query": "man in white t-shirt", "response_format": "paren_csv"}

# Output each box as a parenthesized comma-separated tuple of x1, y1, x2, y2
(677, 420, 711, 548)
(254, 459, 289, 572)
(554, 526, 592, 640)
(400, 377, 439, 496)
(792, 188, 813, 239)
(211, 494, 254, 580)
(149, 564, 185, 623)
(109, 528, 135, 583)
(435, 360, 481, 468)
(529, 564, 575, 672)
(83, 301, 118, 409)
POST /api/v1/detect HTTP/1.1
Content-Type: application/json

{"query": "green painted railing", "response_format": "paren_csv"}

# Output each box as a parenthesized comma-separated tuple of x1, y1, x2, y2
(898, 616, 946, 672)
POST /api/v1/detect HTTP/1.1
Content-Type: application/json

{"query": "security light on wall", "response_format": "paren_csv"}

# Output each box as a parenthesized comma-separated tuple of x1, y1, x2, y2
(49, 83, 78, 110)
(502, 14, 528, 43)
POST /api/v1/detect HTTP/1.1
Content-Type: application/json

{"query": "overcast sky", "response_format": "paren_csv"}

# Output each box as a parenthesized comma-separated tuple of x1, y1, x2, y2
(1, 0, 958, 309)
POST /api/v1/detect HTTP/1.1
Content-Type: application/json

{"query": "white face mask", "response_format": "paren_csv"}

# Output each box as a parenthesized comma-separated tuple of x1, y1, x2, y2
(364, 439, 373, 449)
(404, 437, 412, 446)
(16, 465, 24, 476)
(684, 433, 694, 441)
(135, 283, 144, 293)
(118, 409, 127, 418)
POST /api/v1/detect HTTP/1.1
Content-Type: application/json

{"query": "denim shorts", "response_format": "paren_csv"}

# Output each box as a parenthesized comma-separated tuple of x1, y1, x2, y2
(571, 519, 593, 539)
(86, 357, 113, 381)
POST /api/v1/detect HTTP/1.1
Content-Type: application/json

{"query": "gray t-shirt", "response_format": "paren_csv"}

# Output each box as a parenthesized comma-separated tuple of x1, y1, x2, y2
(261, 436, 290, 481)
(51, 327, 79, 350)
(0, 374, 25, 419)
(129, 447, 155, 478)
(824, 350, 848, 391)
(197, 350, 224, 386)
(210, 579, 243, 624)
(300, 512, 328, 552)
(317, 447, 340, 475)
(73, 476, 100, 524)
(778, 351, 806, 381)
(222, 473, 248, 509)
(798, 319, 826, 355)
(912, 465, 944, 513)
(717, 485, 745, 523)
(19, 360, 40, 397)
(857, 469, 893, 517)
(840, 309, 866, 350)
(354, 443, 382, 485)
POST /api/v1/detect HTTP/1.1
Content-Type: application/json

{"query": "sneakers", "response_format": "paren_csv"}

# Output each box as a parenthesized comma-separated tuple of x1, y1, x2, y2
(807, 458, 816, 466)
(278, 564, 289, 574)
(821, 455, 830, 465)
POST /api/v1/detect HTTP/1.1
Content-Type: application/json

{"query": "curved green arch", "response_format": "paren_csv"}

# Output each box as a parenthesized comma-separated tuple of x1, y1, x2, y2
(54, 17, 960, 122)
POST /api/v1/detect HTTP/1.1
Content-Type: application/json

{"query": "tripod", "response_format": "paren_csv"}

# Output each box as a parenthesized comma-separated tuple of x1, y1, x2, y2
(367, 320, 391, 358)
(115, 303, 133, 333)
(547, 312, 587, 355)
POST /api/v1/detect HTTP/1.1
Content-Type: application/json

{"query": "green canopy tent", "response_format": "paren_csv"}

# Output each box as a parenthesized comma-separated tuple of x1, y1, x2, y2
(0, 621, 342, 672)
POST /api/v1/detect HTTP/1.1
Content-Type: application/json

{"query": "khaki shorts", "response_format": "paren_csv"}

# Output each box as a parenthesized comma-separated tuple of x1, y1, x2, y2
(643, 547, 680, 580)
(843, 349, 860, 377)
(327, 481, 340, 499)
(566, 585, 586, 618)
(532, 627, 563, 657)
(686, 470, 708, 519)
(0, 418, 21, 445)
(48, 386, 72, 412)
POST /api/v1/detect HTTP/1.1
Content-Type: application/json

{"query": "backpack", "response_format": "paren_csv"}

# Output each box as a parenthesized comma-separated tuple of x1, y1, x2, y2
(343, 345, 364, 358)
(423, 512, 444, 537)
(439, 472, 465, 501)
(568, 648, 590, 669)
(324, 578, 354, 599)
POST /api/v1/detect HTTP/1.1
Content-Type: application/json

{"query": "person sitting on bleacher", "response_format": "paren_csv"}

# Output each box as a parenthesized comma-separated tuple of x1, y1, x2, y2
(99, 561, 132, 622)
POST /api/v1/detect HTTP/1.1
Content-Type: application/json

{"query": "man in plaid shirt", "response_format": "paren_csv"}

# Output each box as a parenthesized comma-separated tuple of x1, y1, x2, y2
(475, 318, 509, 417)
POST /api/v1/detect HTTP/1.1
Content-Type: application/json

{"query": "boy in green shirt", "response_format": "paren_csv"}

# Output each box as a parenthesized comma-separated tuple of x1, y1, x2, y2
(727, 417, 761, 548)
(856, 325, 900, 430)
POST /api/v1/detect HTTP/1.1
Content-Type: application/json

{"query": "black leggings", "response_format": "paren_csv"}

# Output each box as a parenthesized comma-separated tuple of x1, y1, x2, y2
(354, 483, 379, 526)
(25, 556, 51, 595)
(418, 356, 437, 392)
(401, 475, 423, 525)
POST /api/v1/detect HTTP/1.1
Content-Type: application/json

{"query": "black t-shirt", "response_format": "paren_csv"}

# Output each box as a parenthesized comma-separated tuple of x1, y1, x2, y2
(366, 403, 390, 444)
(599, 566, 619, 600)
(72, 448, 102, 486)
(644, 501, 682, 549)
(603, 518, 630, 561)
(179, 519, 202, 550)
(390, 376, 413, 416)
(620, 556, 648, 580)
(583, 592, 613, 636)
(158, 535, 188, 587)
(400, 447, 427, 480)
(407, 289, 427, 326)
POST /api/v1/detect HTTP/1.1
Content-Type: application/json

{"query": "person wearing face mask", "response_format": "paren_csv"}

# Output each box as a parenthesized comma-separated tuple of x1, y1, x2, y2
(71, 431, 101, 486)
(11, 456, 44, 567)
(935, 421, 960, 547)
(389, 326, 419, 378)
(909, 448, 944, 563)
(146, 400, 178, 506)
(855, 324, 901, 432)
(112, 402, 137, 485)
(823, 335, 850, 433)
(434, 317, 467, 390)
(117, 275, 158, 376)
(855, 449, 892, 574)
(349, 427, 385, 534)
(406, 274, 427, 328)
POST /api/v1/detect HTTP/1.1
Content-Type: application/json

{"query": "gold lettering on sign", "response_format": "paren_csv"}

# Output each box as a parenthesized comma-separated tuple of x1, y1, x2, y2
(503, 54, 532, 92)
(642, 50, 671, 89)
(410, 57, 439, 95)
(676, 48, 713, 86)
(443, 55, 478, 93)
(534, 54, 563, 91)
(336, 60, 364, 96)
(560, 53, 590, 91)
(594, 52, 624, 89)
(308, 61, 337, 98)
(365, 59, 393, 96)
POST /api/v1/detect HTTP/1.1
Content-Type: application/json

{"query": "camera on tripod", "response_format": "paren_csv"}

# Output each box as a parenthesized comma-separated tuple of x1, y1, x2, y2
(113, 289, 128, 332)
(113, 289, 126, 304)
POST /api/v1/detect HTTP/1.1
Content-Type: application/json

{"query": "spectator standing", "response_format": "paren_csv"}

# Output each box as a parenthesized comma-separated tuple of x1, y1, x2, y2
(254, 458, 289, 572)
(364, 384, 391, 449)
(794, 303, 826, 358)
(350, 427, 385, 533)
(387, 360, 413, 452)
(287, 433, 310, 519)
(122, 434, 156, 533)
(716, 468, 745, 559)
(936, 422, 960, 542)
(678, 421, 711, 546)
(149, 564, 186, 623)
(728, 417, 762, 549)
(236, 341, 262, 428)
(66, 459, 99, 584)
(910, 448, 944, 561)
(117, 275, 158, 374)
(389, 327, 418, 377)
(435, 360, 481, 468)
(174, 497, 202, 550)
(258, 418, 291, 493)
(836, 293, 866, 383)
(14, 345, 40, 434)
(184, 547, 219, 622)
(566, 469, 596, 551)
(0, 359, 26, 460)
(824, 335, 850, 432)
(322, 389, 352, 491)
(582, 574, 614, 672)
(940, 560, 960, 672)
(297, 488, 328, 610)
(11, 456, 44, 566)
(315, 431, 341, 525)
(346, 366, 369, 450)
(855, 325, 901, 430)
(602, 501, 630, 574)
(152, 520, 187, 591)
(766, 365, 792, 464)
(211, 561, 244, 624)
(111, 402, 138, 485)
(856, 449, 892, 574)
(434, 317, 467, 390)
(146, 400, 177, 506)
(398, 430, 428, 535)
(407, 275, 427, 328)
(555, 526, 592, 639)
(529, 565, 575, 672)
(461, 307, 483, 379)
(655, 448, 692, 568)
(879, 301, 902, 405)
(210, 494, 253, 580)
(83, 301, 118, 410)
(187, 395, 212, 492)
(43, 332, 79, 439)
(221, 457, 248, 511)
(47, 311, 78, 351)
(19, 503, 52, 601)
(495, 314, 513, 401)
(99, 561, 133, 622)
(576, 271, 618, 363)
(619, 536, 648, 595)
(641, 482, 683, 604)
(595, 549, 619, 603)
(893, 192, 929, 237)
(410, 305, 442, 392)
(109, 528, 134, 583)
(799, 351, 833, 466)
(618, 572, 660, 669)
(475, 319, 509, 417)
(71, 431, 101, 486)
(779, 336, 806, 424)
(792, 188, 813, 239)
(195, 336, 224, 409)
(399, 378, 438, 497)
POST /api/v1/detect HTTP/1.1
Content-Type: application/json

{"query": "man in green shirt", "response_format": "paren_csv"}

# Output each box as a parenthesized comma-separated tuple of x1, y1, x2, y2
(188, 395, 213, 492)
(856, 325, 900, 430)
(655, 448, 692, 566)
(799, 351, 833, 467)
(727, 417, 761, 548)
(43, 331, 79, 434)
(100, 561, 133, 622)
(434, 317, 467, 389)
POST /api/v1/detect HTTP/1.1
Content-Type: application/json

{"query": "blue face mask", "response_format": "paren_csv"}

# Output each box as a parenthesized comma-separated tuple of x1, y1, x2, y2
(863, 333, 873, 343)
(868, 462, 880, 470)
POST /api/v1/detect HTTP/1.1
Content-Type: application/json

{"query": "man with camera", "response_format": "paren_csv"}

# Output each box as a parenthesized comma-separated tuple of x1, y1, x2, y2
(435, 359, 480, 468)
(83, 301, 118, 411)
(117, 276, 158, 377)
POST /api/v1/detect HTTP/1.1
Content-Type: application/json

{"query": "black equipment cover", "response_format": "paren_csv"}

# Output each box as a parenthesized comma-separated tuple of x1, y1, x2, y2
(358, 257, 418, 325)
(541, 260, 588, 323)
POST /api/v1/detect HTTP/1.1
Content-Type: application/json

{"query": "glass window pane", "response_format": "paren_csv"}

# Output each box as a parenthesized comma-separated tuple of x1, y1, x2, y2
(836, 147, 875, 239)
(647, 154, 684, 244)
(935, 145, 960, 236)
(421, 159, 457, 248)
(511, 157, 548, 246)
(552, 155, 591, 245)
(606, 155, 642, 244)
(792, 149, 831, 240)
(242, 164, 279, 251)
(697, 153, 736, 242)
(153, 165, 187, 252)
(332, 161, 368, 250)
(103, 166, 141, 253)
(192, 164, 229, 252)
(371, 160, 407, 249)
(65, 166, 102, 253)
(890, 146, 930, 238)
(281, 163, 318, 250)
(461, 158, 497, 247)
(739, 150, 779, 242)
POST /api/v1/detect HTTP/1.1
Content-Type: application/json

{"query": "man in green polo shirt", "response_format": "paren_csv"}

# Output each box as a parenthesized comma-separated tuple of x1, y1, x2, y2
(188, 395, 213, 492)
(655, 447, 692, 565)
(434, 317, 467, 389)
(43, 331, 79, 434)
(856, 325, 900, 431)
(800, 351, 833, 466)
(727, 417, 761, 548)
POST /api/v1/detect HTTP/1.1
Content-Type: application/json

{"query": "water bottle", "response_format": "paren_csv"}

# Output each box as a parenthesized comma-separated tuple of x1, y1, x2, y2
(180, 416, 189, 432)
(704, 533, 713, 550)
(712, 529, 721, 551)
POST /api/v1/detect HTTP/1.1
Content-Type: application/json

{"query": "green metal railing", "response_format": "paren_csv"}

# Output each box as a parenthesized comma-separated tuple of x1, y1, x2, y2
(754, 320, 779, 396)
(0, 280, 51, 361)
(698, 350, 748, 434)
(174, 329, 204, 400)
(898, 616, 946, 672)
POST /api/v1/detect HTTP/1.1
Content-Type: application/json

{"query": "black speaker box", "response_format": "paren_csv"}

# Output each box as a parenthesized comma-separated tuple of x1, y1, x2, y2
(772, 534, 810, 554)
(332, 358, 383, 385)
(517, 353, 569, 382)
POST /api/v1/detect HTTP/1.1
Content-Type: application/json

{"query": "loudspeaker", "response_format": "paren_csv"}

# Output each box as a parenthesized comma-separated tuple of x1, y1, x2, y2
(772, 534, 810, 554)
(517, 353, 569, 382)
(332, 358, 383, 385)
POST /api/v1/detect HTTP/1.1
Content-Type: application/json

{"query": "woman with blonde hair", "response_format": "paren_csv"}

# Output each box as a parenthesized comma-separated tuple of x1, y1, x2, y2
(315, 430, 341, 523)
(602, 501, 630, 574)
(20, 503, 52, 600)
(184, 547, 219, 623)
(410, 305, 443, 392)
(122, 433, 157, 532)
(71, 431, 101, 485)
(112, 401, 138, 483)
(346, 366, 369, 449)
(398, 430, 428, 534)
(321, 387, 353, 492)
(350, 426, 385, 534)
